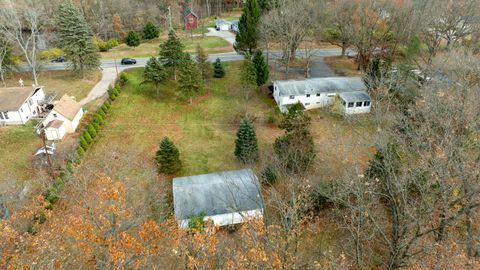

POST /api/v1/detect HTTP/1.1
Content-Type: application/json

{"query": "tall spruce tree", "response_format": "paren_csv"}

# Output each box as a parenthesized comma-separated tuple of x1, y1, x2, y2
(143, 22, 159, 40)
(252, 50, 269, 86)
(159, 30, 185, 80)
(235, 0, 261, 54)
(195, 45, 211, 81)
(156, 137, 182, 174)
(241, 56, 258, 101)
(143, 57, 167, 95)
(273, 103, 315, 175)
(235, 119, 259, 163)
(56, 1, 99, 75)
(179, 54, 203, 104)
(213, 58, 225, 78)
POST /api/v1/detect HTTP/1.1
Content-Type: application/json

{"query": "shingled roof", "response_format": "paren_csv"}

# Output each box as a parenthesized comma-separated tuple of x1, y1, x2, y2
(274, 77, 367, 96)
(0, 86, 41, 111)
(173, 169, 263, 221)
(52, 95, 82, 121)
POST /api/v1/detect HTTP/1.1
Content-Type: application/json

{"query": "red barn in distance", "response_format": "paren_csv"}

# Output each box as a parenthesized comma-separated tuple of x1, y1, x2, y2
(184, 10, 198, 30)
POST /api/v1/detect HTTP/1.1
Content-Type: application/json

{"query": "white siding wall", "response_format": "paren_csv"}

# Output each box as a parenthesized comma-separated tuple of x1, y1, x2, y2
(342, 100, 371, 114)
(45, 123, 66, 140)
(43, 108, 83, 133)
(70, 109, 83, 132)
(1, 88, 45, 125)
(178, 208, 264, 229)
(273, 84, 336, 113)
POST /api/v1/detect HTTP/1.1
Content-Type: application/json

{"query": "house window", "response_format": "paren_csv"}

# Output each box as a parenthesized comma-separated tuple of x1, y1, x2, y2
(53, 113, 57, 118)
(316, 93, 320, 97)
(0, 112, 3, 120)
(28, 99, 33, 106)
(316, 102, 320, 104)
(289, 95, 295, 99)
(20, 108, 23, 112)
(306, 94, 310, 97)
(356, 101, 363, 107)
(342, 100, 346, 106)
(304, 103, 310, 106)
(1, 112, 9, 120)
(348, 102, 354, 108)
(364, 101, 371, 106)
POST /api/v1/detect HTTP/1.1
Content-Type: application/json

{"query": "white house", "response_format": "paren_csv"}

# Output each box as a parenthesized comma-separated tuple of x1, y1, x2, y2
(0, 86, 46, 125)
(215, 19, 232, 31)
(173, 169, 264, 229)
(272, 77, 371, 114)
(42, 95, 83, 140)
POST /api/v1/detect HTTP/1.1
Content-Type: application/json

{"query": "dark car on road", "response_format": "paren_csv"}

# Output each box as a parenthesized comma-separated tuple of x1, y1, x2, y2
(51, 56, 65, 63)
(121, 58, 136, 65)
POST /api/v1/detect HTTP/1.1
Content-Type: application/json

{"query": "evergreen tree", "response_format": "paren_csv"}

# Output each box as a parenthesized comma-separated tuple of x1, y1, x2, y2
(143, 22, 160, 40)
(252, 50, 269, 86)
(195, 45, 211, 81)
(179, 54, 203, 104)
(156, 137, 182, 174)
(125, 31, 141, 47)
(234, 119, 259, 163)
(143, 57, 167, 95)
(159, 30, 185, 80)
(213, 58, 225, 78)
(235, 0, 261, 54)
(273, 103, 315, 175)
(56, 1, 99, 75)
(241, 56, 257, 92)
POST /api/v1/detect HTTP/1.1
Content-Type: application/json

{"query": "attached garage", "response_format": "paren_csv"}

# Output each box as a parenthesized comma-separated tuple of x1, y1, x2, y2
(44, 120, 66, 141)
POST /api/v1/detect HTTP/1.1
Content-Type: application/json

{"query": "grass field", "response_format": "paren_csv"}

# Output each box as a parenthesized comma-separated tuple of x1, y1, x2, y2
(324, 56, 362, 76)
(100, 36, 232, 59)
(2, 70, 102, 100)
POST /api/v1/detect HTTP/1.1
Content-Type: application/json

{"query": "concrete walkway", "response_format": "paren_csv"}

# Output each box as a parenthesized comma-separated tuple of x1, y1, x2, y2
(79, 67, 127, 105)
(205, 27, 236, 45)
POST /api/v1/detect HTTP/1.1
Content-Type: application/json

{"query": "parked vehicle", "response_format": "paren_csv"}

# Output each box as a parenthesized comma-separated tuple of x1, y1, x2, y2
(51, 56, 65, 63)
(121, 58, 137, 65)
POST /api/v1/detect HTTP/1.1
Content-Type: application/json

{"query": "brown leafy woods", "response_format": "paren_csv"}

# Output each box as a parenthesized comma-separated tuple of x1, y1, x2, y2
(0, 173, 330, 269)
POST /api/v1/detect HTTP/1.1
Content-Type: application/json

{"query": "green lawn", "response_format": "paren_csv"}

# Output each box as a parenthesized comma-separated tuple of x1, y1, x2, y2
(100, 36, 232, 59)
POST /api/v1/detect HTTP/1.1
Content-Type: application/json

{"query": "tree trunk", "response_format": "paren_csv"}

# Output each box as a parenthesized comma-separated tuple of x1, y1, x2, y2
(341, 42, 347, 57)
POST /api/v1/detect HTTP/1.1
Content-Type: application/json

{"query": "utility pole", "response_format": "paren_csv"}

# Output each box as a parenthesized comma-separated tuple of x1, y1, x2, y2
(168, 6, 172, 30)
(38, 127, 53, 176)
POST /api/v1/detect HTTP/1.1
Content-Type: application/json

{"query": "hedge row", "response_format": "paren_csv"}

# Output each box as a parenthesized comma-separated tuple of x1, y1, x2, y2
(29, 76, 128, 233)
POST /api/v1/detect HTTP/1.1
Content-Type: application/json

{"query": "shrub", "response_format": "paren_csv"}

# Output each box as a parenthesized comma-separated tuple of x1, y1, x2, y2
(188, 212, 206, 231)
(103, 100, 111, 110)
(125, 31, 141, 47)
(82, 131, 93, 144)
(75, 146, 85, 162)
(40, 47, 64, 60)
(95, 37, 112, 52)
(156, 137, 182, 174)
(44, 186, 60, 205)
(34, 211, 47, 224)
(87, 124, 97, 138)
(109, 92, 117, 101)
(143, 22, 160, 40)
(94, 113, 105, 125)
(97, 109, 106, 120)
(79, 136, 89, 150)
(213, 58, 225, 78)
(100, 104, 108, 114)
(310, 182, 336, 211)
(119, 72, 129, 85)
(114, 83, 122, 93)
(107, 38, 119, 48)
(260, 166, 277, 185)
(92, 120, 100, 131)
(66, 160, 74, 173)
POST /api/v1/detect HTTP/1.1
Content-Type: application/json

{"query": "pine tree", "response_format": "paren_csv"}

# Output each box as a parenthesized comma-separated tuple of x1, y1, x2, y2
(252, 50, 269, 86)
(159, 30, 185, 80)
(179, 54, 203, 104)
(156, 137, 182, 174)
(143, 57, 167, 95)
(273, 103, 315, 175)
(56, 1, 99, 75)
(234, 119, 259, 163)
(235, 0, 261, 54)
(241, 56, 257, 92)
(125, 31, 141, 47)
(195, 45, 211, 81)
(143, 22, 160, 40)
(213, 58, 225, 78)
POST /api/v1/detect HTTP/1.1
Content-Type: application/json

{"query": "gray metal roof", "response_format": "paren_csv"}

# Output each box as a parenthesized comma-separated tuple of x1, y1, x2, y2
(340, 91, 371, 103)
(273, 77, 367, 96)
(173, 169, 263, 221)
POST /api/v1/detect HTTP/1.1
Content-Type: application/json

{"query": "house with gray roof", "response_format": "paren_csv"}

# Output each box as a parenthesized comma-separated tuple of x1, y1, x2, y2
(0, 86, 45, 125)
(272, 77, 371, 114)
(173, 169, 264, 228)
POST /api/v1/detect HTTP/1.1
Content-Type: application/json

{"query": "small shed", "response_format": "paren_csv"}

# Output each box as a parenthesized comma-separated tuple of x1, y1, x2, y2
(184, 10, 199, 30)
(44, 120, 66, 141)
(339, 91, 372, 114)
(173, 169, 264, 229)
